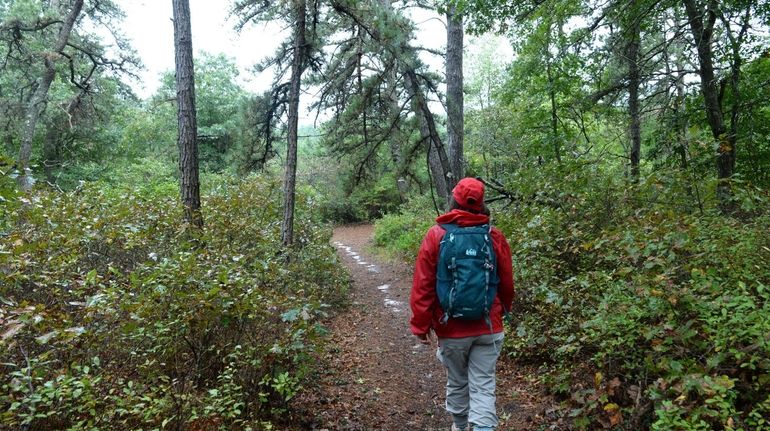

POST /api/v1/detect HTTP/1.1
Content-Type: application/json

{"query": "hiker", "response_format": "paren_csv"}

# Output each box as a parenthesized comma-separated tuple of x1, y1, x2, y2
(410, 177, 515, 431)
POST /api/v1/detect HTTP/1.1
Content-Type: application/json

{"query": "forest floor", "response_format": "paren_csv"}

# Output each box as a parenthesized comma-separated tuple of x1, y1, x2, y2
(290, 224, 557, 430)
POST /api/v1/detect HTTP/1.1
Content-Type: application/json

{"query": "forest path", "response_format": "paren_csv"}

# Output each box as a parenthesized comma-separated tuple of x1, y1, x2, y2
(292, 224, 553, 430)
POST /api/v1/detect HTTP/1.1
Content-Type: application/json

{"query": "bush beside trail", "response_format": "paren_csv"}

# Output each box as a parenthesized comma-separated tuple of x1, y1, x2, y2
(373, 167, 770, 430)
(372, 195, 436, 262)
(0, 174, 348, 430)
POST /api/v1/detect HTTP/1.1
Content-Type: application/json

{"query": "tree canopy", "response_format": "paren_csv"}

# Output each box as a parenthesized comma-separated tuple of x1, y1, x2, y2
(1, 0, 769, 429)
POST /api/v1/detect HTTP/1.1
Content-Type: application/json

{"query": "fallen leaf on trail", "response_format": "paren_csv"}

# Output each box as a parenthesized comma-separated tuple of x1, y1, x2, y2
(35, 330, 57, 344)
(2, 321, 23, 340)
(607, 377, 621, 396)
(627, 385, 640, 403)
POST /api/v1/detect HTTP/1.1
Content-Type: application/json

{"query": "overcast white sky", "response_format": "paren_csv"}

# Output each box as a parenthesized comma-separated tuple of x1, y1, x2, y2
(116, 1, 512, 123)
(120, 1, 447, 93)
(119, 0, 285, 98)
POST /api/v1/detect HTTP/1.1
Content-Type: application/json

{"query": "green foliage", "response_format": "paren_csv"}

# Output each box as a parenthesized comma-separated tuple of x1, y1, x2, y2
(441, 6, 770, 427)
(0, 152, 19, 232)
(737, 54, 770, 186)
(314, 165, 407, 224)
(375, 158, 770, 428)
(117, 103, 178, 165)
(373, 195, 438, 260)
(486, 164, 770, 429)
(0, 175, 348, 429)
(0, 0, 139, 189)
(347, 175, 403, 221)
(147, 53, 251, 173)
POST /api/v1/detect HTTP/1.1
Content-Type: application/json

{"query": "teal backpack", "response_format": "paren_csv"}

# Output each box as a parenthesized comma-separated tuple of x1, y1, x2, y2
(436, 223, 499, 325)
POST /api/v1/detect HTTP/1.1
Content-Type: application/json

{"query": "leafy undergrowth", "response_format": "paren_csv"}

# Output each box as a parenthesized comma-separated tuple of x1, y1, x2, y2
(372, 195, 436, 262)
(374, 166, 770, 430)
(0, 175, 348, 430)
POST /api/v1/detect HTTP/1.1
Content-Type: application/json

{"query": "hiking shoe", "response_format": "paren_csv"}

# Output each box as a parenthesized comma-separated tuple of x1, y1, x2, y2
(450, 424, 469, 431)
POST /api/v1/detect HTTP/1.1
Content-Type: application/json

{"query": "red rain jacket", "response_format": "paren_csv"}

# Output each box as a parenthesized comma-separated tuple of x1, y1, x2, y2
(410, 209, 515, 338)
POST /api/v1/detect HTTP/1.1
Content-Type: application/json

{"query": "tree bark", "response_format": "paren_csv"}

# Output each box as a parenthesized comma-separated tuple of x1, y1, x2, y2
(173, 0, 203, 228)
(17, 0, 84, 191)
(281, 0, 306, 247)
(718, 3, 751, 185)
(428, 141, 449, 205)
(682, 0, 733, 202)
(386, 60, 409, 200)
(405, 70, 451, 205)
(446, 5, 464, 181)
(627, 6, 642, 181)
(42, 125, 59, 184)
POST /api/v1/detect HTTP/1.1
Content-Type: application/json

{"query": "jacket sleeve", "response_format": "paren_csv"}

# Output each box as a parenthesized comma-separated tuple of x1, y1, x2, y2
(410, 227, 440, 335)
(493, 229, 515, 313)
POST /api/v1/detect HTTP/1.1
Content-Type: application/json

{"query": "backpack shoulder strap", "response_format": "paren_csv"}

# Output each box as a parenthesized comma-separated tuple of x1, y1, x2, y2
(439, 223, 459, 233)
(440, 223, 492, 235)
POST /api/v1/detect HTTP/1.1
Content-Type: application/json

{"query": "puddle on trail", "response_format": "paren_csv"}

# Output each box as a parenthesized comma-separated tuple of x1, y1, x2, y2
(334, 242, 405, 313)
(334, 241, 373, 269)
(385, 299, 405, 312)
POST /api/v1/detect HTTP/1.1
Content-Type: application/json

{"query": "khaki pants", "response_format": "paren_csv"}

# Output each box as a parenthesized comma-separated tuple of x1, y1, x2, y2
(437, 332, 505, 430)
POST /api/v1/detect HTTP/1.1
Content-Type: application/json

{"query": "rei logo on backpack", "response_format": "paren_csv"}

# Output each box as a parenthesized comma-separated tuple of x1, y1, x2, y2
(436, 223, 499, 325)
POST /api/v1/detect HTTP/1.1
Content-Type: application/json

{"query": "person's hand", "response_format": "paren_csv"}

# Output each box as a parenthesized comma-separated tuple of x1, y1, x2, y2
(416, 331, 433, 345)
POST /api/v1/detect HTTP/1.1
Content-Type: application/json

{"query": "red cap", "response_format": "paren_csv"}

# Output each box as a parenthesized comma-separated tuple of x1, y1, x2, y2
(452, 177, 485, 212)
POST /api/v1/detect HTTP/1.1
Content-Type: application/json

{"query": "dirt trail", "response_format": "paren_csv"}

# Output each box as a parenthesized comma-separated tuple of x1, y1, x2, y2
(293, 224, 553, 430)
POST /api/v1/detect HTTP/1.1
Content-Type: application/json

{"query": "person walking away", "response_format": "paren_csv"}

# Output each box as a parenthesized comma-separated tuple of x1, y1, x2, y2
(410, 177, 514, 431)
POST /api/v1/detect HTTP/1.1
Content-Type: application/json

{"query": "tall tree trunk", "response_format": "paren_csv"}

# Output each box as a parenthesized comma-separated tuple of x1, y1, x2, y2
(281, 0, 306, 247)
(627, 6, 642, 181)
(718, 3, 751, 184)
(428, 142, 448, 204)
(17, 0, 84, 191)
(405, 70, 451, 205)
(173, 0, 202, 228)
(446, 5, 464, 181)
(42, 125, 58, 184)
(682, 0, 734, 203)
(386, 60, 409, 200)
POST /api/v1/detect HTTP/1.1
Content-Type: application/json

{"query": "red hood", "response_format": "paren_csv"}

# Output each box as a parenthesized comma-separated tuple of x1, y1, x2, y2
(435, 209, 490, 226)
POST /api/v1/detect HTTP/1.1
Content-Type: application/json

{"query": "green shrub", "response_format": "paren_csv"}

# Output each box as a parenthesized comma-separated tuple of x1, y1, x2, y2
(318, 174, 405, 223)
(489, 164, 770, 430)
(375, 162, 770, 429)
(0, 174, 348, 430)
(373, 195, 437, 260)
(0, 153, 20, 234)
